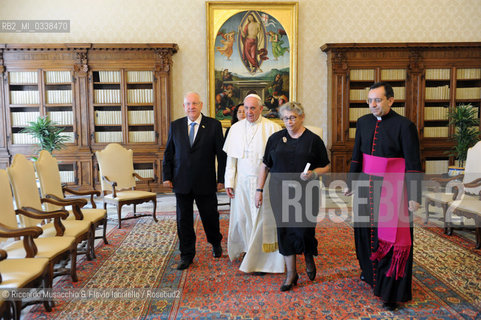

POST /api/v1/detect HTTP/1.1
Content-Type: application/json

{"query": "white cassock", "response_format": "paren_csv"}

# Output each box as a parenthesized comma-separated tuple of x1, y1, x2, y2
(223, 116, 285, 273)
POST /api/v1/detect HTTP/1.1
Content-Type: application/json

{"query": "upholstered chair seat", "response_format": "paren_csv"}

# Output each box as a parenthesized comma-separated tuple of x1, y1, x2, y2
(66, 208, 106, 223)
(0, 250, 52, 317)
(3, 236, 76, 260)
(424, 192, 456, 203)
(103, 190, 157, 202)
(0, 258, 49, 288)
(40, 220, 91, 238)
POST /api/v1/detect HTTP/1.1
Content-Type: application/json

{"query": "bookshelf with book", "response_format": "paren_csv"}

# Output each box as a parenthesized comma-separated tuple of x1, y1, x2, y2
(45, 70, 76, 145)
(126, 71, 155, 144)
(89, 70, 158, 145)
(86, 44, 177, 191)
(5, 69, 78, 148)
(422, 65, 480, 174)
(347, 68, 375, 139)
(58, 162, 77, 185)
(0, 62, 8, 168)
(91, 70, 123, 144)
(0, 43, 178, 192)
(455, 67, 481, 122)
(321, 42, 481, 174)
(1, 44, 98, 190)
(423, 68, 451, 140)
(7, 70, 42, 146)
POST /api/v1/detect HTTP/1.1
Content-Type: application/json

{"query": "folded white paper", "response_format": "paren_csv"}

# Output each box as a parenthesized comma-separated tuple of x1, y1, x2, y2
(303, 163, 311, 174)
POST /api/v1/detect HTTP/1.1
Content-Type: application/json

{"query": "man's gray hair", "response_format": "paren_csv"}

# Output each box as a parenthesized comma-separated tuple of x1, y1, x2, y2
(244, 93, 263, 106)
(184, 91, 201, 101)
(279, 101, 304, 117)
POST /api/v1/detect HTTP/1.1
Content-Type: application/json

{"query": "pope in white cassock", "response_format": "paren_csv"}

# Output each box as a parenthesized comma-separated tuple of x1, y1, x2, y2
(223, 94, 285, 273)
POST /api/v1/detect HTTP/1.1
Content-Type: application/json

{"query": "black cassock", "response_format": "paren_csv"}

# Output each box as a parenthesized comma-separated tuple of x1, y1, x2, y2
(349, 110, 422, 303)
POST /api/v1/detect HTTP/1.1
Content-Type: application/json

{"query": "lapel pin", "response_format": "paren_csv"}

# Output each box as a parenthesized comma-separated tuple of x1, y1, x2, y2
(202, 125, 205, 128)
(282, 137, 287, 143)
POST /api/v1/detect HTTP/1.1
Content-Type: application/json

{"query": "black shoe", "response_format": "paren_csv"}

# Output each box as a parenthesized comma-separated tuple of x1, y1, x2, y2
(176, 259, 192, 270)
(307, 268, 316, 281)
(252, 272, 266, 276)
(360, 273, 366, 281)
(305, 254, 316, 281)
(212, 244, 223, 258)
(280, 273, 299, 292)
(383, 302, 398, 311)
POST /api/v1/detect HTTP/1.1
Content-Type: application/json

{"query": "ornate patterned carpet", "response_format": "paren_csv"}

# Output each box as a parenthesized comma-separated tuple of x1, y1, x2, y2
(24, 211, 481, 319)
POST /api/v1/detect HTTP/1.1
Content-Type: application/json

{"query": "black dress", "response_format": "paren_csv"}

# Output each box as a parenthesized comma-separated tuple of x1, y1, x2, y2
(263, 128, 330, 256)
(349, 110, 422, 303)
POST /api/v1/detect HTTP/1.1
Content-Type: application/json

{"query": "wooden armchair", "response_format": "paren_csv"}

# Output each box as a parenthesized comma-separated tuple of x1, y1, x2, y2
(0, 224, 51, 318)
(445, 178, 481, 249)
(425, 142, 481, 248)
(95, 143, 157, 229)
(35, 150, 108, 254)
(425, 175, 464, 233)
(7, 154, 94, 261)
(425, 141, 481, 233)
(5, 155, 87, 284)
(0, 168, 77, 308)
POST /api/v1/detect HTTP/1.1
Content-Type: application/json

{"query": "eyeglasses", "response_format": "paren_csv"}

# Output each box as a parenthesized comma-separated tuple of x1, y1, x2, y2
(367, 98, 384, 104)
(282, 116, 298, 122)
(185, 102, 201, 106)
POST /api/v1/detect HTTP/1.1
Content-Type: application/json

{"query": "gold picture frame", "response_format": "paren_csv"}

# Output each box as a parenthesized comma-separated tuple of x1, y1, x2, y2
(206, 1, 298, 126)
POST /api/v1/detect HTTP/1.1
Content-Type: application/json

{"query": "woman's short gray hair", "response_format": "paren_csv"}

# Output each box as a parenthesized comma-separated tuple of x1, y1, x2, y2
(279, 101, 304, 117)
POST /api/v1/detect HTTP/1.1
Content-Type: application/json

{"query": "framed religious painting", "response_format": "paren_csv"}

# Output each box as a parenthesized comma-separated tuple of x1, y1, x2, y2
(206, 1, 299, 126)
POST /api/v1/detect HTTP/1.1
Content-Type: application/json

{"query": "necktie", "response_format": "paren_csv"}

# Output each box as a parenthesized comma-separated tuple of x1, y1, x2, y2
(189, 122, 197, 146)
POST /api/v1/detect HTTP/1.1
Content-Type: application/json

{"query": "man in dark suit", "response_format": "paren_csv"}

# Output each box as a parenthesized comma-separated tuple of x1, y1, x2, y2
(163, 92, 226, 270)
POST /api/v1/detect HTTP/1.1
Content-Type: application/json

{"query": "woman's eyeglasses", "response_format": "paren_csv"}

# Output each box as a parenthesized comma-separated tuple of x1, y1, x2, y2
(282, 116, 298, 122)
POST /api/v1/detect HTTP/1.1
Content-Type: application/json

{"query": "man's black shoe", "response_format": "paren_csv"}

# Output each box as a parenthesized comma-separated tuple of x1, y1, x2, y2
(212, 244, 223, 258)
(176, 259, 192, 270)
(383, 302, 398, 311)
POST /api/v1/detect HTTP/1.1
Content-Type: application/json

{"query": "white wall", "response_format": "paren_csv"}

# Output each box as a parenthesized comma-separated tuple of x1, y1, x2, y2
(1, 0, 481, 145)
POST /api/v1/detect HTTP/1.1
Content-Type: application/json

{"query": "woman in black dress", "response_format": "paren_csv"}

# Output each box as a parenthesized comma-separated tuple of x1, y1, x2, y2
(256, 102, 330, 292)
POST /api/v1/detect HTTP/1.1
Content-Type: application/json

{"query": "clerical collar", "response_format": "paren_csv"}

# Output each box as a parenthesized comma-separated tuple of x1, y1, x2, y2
(373, 109, 393, 121)
(188, 114, 202, 126)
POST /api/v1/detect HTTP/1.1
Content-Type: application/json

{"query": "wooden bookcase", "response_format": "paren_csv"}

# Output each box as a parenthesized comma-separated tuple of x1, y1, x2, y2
(0, 43, 178, 191)
(321, 42, 481, 174)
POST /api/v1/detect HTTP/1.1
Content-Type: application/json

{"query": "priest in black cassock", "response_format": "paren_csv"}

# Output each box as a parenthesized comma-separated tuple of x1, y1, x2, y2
(347, 82, 422, 311)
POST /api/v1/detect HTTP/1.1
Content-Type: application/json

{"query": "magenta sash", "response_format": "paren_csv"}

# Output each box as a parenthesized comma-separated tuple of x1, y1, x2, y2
(362, 153, 411, 280)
